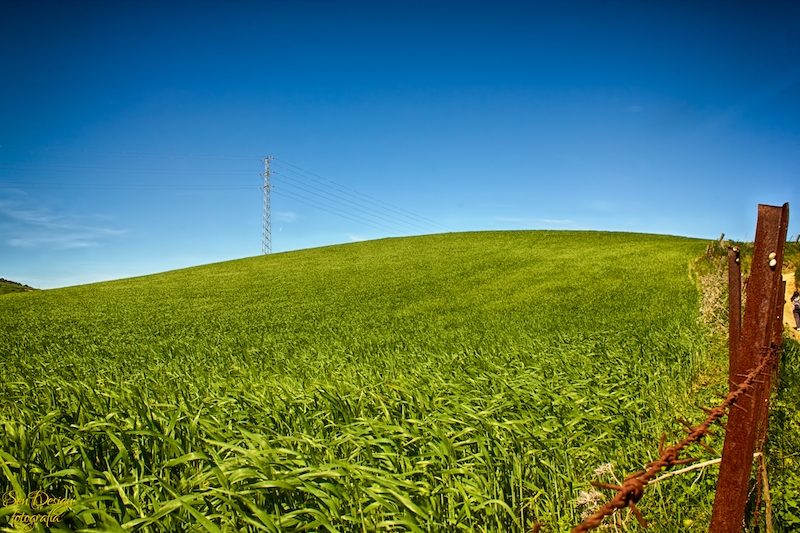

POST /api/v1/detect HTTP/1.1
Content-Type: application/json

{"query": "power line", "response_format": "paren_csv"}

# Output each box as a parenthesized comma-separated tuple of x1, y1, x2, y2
(0, 164, 252, 175)
(272, 171, 430, 234)
(0, 167, 434, 234)
(0, 150, 453, 242)
(0, 182, 256, 190)
(272, 188, 408, 237)
(273, 158, 454, 233)
(272, 166, 438, 233)
(0, 146, 257, 160)
(0, 176, 432, 236)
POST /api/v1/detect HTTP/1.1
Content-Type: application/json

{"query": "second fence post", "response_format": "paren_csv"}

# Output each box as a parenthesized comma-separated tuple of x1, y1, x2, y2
(728, 245, 742, 392)
(709, 203, 789, 533)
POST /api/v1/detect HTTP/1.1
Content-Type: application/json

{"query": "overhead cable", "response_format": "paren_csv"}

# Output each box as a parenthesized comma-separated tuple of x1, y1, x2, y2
(272, 188, 408, 236)
(273, 158, 454, 232)
(272, 171, 430, 234)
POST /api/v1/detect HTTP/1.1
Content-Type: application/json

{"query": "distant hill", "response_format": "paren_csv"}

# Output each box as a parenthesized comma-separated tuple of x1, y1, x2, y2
(0, 278, 36, 295)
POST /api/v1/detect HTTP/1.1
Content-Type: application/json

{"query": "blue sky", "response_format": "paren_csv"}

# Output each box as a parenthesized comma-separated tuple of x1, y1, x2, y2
(1, 0, 798, 288)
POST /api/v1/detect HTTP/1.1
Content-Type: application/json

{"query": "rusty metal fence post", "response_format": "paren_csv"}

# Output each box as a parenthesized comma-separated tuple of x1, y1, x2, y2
(728, 246, 742, 392)
(759, 278, 787, 433)
(709, 203, 789, 533)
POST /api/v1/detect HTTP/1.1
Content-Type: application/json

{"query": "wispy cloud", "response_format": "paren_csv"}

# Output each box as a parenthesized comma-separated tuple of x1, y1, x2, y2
(348, 234, 365, 242)
(494, 217, 539, 223)
(480, 203, 517, 209)
(275, 211, 297, 223)
(586, 201, 615, 212)
(0, 202, 126, 249)
(493, 216, 579, 228)
(698, 71, 800, 134)
(537, 218, 576, 226)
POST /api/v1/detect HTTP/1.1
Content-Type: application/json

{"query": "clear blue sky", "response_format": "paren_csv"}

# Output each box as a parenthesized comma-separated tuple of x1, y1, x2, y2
(1, 0, 798, 289)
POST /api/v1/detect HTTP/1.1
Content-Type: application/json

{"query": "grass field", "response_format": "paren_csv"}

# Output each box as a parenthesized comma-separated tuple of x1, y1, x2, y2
(0, 230, 731, 532)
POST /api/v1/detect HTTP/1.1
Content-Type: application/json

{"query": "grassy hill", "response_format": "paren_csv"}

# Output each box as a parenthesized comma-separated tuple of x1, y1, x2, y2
(0, 278, 36, 295)
(0, 231, 730, 532)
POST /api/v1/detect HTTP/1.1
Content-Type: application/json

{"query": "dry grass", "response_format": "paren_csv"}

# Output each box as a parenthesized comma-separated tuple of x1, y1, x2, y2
(695, 256, 729, 338)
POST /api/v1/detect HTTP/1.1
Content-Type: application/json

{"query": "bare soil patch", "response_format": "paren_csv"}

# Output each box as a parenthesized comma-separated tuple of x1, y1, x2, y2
(783, 271, 800, 341)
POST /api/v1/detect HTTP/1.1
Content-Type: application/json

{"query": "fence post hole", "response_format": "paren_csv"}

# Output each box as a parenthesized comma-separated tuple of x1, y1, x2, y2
(709, 203, 789, 533)
(728, 245, 742, 392)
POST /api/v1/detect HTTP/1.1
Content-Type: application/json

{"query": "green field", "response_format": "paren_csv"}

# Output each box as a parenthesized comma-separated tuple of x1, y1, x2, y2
(0, 231, 734, 532)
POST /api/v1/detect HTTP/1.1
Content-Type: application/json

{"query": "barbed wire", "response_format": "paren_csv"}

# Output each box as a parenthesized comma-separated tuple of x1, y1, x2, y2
(571, 346, 779, 532)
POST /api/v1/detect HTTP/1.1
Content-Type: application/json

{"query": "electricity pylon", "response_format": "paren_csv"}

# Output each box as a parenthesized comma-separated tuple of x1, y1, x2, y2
(262, 156, 273, 255)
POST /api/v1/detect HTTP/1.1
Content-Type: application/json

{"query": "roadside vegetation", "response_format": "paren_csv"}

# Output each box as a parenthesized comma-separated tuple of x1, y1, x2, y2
(0, 231, 743, 532)
(767, 239, 800, 533)
(693, 237, 800, 533)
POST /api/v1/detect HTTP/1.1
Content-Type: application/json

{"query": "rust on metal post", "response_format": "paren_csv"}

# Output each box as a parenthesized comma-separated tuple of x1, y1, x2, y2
(759, 215, 790, 431)
(755, 279, 787, 449)
(772, 279, 787, 348)
(769, 278, 787, 386)
(710, 203, 789, 533)
(728, 246, 742, 392)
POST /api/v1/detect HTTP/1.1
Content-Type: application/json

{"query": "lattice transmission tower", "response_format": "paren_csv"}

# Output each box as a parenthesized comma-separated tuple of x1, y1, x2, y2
(261, 156, 273, 255)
